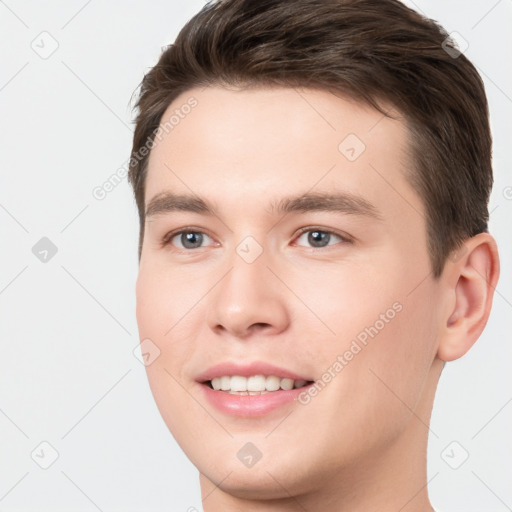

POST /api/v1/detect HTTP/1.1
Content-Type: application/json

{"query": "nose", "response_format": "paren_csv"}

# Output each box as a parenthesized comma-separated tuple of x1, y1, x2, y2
(206, 246, 290, 340)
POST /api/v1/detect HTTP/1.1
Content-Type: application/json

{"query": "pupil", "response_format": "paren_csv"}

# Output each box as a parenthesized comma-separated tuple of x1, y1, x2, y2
(308, 231, 329, 247)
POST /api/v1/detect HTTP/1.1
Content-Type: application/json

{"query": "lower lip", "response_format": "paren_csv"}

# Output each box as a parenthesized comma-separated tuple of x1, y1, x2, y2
(198, 383, 311, 417)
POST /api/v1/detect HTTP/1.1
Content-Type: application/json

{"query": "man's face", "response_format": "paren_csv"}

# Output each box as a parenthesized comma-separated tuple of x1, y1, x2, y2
(136, 86, 443, 497)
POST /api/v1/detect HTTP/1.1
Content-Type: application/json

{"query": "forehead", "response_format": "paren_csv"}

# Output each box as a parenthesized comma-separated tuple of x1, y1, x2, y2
(144, 85, 417, 222)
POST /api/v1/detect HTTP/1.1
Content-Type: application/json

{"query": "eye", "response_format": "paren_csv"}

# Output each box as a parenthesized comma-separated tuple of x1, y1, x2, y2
(163, 229, 215, 250)
(161, 227, 352, 251)
(294, 228, 351, 249)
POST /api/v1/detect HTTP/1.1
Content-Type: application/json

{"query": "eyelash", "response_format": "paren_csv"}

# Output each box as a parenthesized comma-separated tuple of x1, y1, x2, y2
(160, 226, 353, 251)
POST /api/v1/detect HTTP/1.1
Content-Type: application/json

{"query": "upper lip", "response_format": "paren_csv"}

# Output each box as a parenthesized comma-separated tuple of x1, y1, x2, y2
(195, 361, 313, 383)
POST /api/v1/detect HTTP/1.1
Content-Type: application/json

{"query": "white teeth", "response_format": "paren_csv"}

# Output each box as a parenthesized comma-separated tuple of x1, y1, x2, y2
(208, 375, 310, 392)
(247, 375, 267, 391)
(220, 376, 230, 391)
(230, 375, 247, 391)
(280, 378, 294, 390)
(265, 375, 281, 391)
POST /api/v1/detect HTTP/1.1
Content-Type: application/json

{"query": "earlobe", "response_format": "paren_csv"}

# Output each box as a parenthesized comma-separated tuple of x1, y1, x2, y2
(437, 233, 500, 362)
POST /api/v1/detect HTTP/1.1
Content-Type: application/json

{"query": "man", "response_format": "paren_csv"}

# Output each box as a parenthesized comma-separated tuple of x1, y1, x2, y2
(127, 0, 500, 510)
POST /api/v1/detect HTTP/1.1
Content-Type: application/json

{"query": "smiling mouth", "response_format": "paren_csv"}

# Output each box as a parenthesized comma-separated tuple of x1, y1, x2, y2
(202, 375, 315, 395)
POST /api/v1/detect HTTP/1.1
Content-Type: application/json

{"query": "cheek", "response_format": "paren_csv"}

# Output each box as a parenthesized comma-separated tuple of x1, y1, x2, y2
(310, 265, 438, 435)
(135, 268, 191, 400)
(348, 280, 439, 425)
(135, 266, 163, 337)
(135, 262, 201, 339)
(302, 264, 400, 348)
(135, 268, 206, 453)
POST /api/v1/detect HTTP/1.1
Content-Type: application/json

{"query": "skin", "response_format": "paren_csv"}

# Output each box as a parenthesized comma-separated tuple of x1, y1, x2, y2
(135, 85, 499, 511)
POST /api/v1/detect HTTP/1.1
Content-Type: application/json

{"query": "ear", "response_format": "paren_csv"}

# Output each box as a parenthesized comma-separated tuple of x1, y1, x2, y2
(437, 232, 500, 362)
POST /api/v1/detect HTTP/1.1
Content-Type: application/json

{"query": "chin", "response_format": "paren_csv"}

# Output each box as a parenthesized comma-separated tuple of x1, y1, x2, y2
(196, 446, 322, 501)
(202, 467, 306, 501)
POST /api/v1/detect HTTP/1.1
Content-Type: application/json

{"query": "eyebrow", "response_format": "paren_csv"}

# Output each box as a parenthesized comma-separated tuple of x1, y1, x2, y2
(145, 191, 382, 220)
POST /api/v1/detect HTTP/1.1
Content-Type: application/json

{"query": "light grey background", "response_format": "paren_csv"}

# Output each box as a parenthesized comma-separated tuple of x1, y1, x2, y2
(0, 1, 510, 511)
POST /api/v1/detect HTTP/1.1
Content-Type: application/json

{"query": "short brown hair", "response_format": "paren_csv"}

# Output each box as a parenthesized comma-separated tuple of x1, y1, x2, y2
(128, 0, 492, 277)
